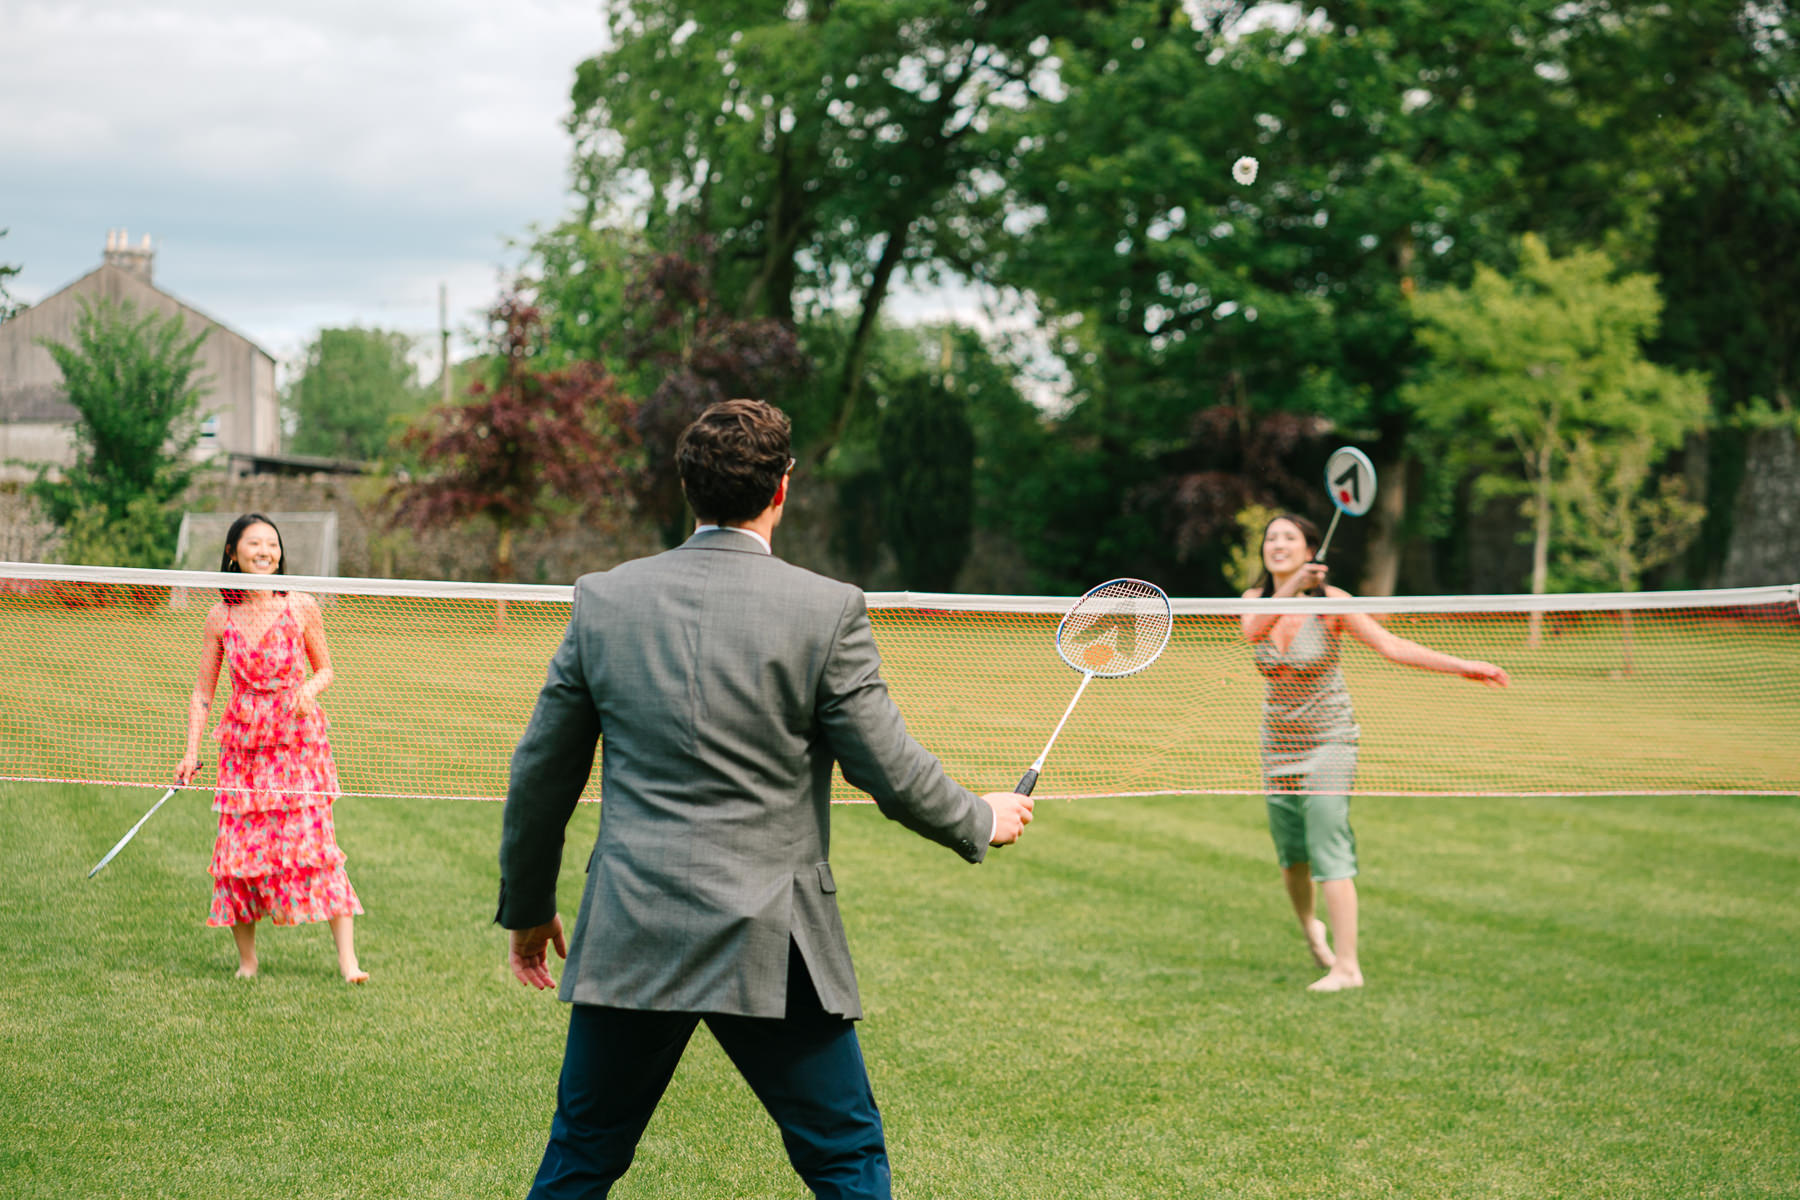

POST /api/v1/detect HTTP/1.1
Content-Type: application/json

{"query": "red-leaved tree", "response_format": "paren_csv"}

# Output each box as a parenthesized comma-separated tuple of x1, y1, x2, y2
(619, 248, 810, 545)
(389, 297, 638, 582)
(1163, 404, 1331, 562)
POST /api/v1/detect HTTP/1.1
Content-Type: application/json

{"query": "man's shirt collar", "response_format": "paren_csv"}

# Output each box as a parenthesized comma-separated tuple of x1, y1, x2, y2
(693, 524, 772, 554)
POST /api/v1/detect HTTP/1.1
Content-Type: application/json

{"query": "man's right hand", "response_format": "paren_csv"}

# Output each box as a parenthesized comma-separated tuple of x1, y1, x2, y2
(983, 791, 1035, 845)
(509, 914, 568, 990)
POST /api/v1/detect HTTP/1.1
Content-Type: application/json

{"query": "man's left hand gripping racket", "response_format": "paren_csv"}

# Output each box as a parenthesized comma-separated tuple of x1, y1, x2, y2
(1015, 578, 1173, 796)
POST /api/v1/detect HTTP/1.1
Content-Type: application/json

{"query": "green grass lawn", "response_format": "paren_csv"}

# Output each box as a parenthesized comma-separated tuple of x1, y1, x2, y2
(3, 780, 1796, 1198)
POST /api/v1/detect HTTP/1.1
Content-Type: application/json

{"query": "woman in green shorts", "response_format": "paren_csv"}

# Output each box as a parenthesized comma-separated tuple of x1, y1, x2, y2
(1242, 514, 1508, 992)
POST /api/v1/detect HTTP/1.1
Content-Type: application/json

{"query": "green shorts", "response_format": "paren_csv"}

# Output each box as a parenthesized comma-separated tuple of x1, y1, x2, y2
(1265, 744, 1358, 881)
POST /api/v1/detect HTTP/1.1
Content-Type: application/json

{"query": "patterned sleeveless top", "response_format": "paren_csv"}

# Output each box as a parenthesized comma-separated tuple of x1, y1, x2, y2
(217, 599, 328, 753)
(1252, 615, 1360, 759)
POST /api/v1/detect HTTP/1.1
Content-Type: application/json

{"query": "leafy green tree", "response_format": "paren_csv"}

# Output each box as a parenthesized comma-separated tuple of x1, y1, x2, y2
(1223, 503, 1279, 594)
(0, 227, 22, 323)
(30, 298, 210, 567)
(1552, 431, 1707, 675)
(1638, 3, 1800, 579)
(566, 0, 1091, 452)
(992, 1, 1654, 593)
(55, 494, 184, 571)
(515, 233, 814, 549)
(1405, 235, 1708, 624)
(285, 327, 431, 462)
(523, 0, 1772, 591)
(519, 221, 640, 372)
(878, 373, 975, 589)
(1551, 432, 1705, 595)
(808, 318, 1048, 588)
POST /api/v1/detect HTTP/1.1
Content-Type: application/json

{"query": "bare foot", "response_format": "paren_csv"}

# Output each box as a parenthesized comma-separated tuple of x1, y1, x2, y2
(342, 966, 369, 984)
(235, 964, 258, 979)
(1304, 918, 1336, 969)
(1306, 967, 1364, 993)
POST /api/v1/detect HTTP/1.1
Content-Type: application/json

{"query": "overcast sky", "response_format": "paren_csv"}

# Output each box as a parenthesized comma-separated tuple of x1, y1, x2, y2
(1, 0, 609, 371)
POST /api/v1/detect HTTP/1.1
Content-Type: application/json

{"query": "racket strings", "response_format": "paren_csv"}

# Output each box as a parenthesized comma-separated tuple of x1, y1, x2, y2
(1055, 579, 1173, 677)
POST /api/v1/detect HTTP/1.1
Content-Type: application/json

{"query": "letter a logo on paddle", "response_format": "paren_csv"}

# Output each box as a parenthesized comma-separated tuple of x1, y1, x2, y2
(1325, 447, 1376, 517)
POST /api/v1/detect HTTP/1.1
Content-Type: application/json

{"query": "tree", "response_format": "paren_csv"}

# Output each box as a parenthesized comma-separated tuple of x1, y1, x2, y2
(612, 247, 811, 546)
(1223, 502, 1280, 594)
(1553, 433, 1706, 594)
(388, 297, 639, 583)
(1405, 235, 1708, 635)
(566, 0, 1091, 453)
(30, 298, 210, 567)
(0, 227, 22, 323)
(521, 221, 640, 372)
(922, 322, 1052, 571)
(1639, 4, 1800, 580)
(1552, 432, 1706, 674)
(878, 373, 975, 590)
(991, 0, 1663, 594)
(285, 327, 431, 462)
(805, 318, 1048, 589)
(1162, 407, 1334, 574)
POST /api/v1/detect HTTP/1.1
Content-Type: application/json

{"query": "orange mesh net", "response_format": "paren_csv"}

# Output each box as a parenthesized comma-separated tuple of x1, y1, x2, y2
(3, 566, 1797, 800)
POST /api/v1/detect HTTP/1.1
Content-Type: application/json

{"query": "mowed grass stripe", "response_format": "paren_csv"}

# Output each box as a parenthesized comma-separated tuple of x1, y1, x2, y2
(2, 781, 1795, 1198)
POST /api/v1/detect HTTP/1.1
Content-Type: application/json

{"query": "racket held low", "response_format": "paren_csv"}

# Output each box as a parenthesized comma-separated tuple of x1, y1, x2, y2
(1011, 672, 1093, 799)
(1005, 577, 1172, 810)
(87, 786, 179, 879)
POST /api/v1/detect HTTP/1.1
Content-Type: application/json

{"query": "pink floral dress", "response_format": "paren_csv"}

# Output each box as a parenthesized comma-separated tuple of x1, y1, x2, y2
(206, 597, 363, 927)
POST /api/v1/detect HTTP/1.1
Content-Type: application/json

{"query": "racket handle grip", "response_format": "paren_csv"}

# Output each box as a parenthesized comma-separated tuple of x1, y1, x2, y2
(1015, 768, 1039, 796)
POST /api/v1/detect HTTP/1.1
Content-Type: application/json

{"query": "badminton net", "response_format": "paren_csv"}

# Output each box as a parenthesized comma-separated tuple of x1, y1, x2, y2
(2, 562, 1796, 800)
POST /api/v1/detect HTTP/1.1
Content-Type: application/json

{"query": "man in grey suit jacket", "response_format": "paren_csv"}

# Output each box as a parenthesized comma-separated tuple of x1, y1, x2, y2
(499, 398, 1034, 1199)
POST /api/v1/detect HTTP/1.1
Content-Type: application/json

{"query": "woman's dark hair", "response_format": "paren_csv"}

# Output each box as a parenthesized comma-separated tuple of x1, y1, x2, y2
(676, 398, 793, 523)
(1252, 512, 1323, 597)
(219, 512, 287, 606)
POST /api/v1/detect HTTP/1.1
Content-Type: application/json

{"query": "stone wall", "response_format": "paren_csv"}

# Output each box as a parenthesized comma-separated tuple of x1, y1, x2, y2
(0, 483, 56, 561)
(0, 474, 663, 584)
(1, 469, 1039, 592)
(186, 475, 666, 583)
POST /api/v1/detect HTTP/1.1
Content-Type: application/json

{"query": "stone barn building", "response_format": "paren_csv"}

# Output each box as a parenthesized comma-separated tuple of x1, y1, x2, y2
(0, 230, 278, 482)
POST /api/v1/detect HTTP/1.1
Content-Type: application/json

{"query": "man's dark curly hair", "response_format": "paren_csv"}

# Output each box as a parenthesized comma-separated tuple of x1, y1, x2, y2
(676, 399, 793, 524)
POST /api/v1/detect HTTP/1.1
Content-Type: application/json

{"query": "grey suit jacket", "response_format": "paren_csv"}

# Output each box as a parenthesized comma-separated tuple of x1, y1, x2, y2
(496, 528, 991, 1019)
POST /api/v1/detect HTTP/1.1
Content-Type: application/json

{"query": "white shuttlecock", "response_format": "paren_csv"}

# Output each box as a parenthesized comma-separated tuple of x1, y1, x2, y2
(1232, 156, 1259, 185)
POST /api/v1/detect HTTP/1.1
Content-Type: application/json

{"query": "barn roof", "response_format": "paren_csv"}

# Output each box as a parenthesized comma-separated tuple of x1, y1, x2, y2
(8, 262, 276, 362)
(0, 261, 276, 425)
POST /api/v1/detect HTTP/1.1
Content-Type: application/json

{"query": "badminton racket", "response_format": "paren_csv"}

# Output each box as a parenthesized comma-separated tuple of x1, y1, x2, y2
(1315, 446, 1377, 564)
(1014, 578, 1173, 796)
(87, 786, 179, 879)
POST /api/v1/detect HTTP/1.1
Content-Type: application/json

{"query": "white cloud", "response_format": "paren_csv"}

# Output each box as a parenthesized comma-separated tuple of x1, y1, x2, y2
(1, 0, 607, 362)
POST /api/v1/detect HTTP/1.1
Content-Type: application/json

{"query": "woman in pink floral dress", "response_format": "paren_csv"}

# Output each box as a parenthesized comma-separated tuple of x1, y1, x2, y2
(175, 513, 366, 982)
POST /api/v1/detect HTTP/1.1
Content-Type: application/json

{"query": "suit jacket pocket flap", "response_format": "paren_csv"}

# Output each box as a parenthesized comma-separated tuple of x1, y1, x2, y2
(815, 862, 837, 893)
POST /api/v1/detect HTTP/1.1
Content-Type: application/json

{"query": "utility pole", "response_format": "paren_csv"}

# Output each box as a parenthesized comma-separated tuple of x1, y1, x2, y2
(439, 282, 451, 405)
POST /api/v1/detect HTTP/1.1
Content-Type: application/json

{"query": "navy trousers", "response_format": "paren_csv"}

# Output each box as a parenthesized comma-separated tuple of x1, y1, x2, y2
(527, 947, 891, 1199)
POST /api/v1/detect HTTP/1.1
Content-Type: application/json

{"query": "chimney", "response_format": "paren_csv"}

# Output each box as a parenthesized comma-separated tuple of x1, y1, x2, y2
(103, 227, 155, 284)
